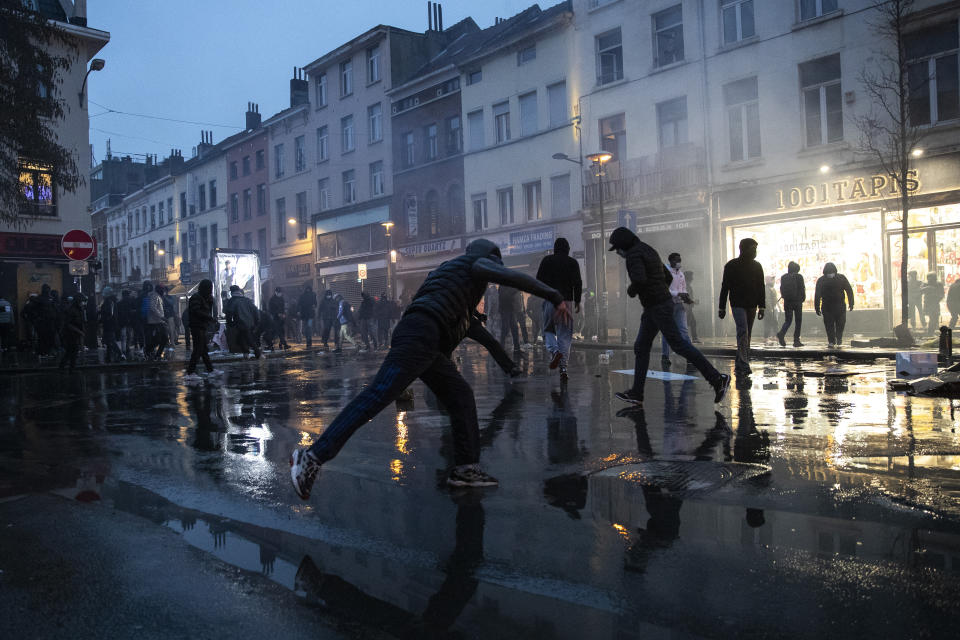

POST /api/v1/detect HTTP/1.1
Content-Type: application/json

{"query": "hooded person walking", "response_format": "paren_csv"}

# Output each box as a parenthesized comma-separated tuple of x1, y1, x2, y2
(814, 262, 854, 348)
(608, 227, 729, 407)
(718, 238, 765, 375)
(776, 261, 806, 347)
(535, 237, 582, 380)
(185, 279, 219, 378)
(290, 239, 569, 498)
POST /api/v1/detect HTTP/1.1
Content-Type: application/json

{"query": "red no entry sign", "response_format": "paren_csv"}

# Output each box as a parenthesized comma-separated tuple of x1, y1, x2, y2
(62, 229, 95, 261)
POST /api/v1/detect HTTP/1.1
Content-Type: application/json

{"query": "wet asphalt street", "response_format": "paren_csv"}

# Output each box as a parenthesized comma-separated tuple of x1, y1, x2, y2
(2, 345, 960, 639)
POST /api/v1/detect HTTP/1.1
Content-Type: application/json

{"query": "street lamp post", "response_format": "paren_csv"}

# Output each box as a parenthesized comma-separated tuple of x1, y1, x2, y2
(79, 58, 105, 106)
(586, 151, 613, 342)
(381, 221, 395, 299)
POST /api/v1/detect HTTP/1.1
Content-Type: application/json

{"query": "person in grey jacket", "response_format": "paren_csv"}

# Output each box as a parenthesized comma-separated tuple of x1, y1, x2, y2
(145, 284, 168, 360)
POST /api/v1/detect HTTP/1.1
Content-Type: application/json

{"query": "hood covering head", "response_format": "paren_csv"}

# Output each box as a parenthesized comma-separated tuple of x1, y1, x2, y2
(361, 291, 371, 300)
(324, 290, 333, 299)
(788, 261, 800, 273)
(41, 284, 51, 296)
(608, 227, 639, 252)
(230, 285, 243, 296)
(155, 284, 165, 294)
(822, 262, 838, 275)
(554, 237, 570, 255)
(102, 286, 114, 297)
(465, 239, 502, 263)
(198, 279, 213, 296)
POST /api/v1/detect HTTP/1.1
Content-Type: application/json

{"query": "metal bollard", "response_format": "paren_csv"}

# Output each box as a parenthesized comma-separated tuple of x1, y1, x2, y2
(939, 325, 952, 365)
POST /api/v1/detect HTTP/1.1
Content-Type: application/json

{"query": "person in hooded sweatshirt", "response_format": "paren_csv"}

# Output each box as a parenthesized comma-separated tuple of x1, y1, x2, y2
(814, 262, 854, 348)
(59, 294, 85, 373)
(776, 261, 806, 347)
(718, 238, 765, 375)
(319, 289, 338, 349)
(290, 239, 568, 499)
(535, 237, 582, 380)
(224, 285, 262, 359)
(185, 279, 219, 377)
(99, 286, 123, 363)
(607, 227, 730, 407)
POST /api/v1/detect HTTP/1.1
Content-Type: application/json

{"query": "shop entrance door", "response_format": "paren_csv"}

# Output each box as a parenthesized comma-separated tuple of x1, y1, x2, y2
(887, 227, 960, 330)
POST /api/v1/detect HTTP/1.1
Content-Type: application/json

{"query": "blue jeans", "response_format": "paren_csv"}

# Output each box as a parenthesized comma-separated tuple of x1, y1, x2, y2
(632, 299, 720, 398)
(542, 300, 573, 368)
(303, 317, 314, 345)
(660, 301, 689, 358)
(731, 306, 756, 369)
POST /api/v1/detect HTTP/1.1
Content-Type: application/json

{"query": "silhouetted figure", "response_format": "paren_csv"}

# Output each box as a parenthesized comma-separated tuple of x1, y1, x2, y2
(921, 273, 944, 334)
(719, 237, 765, 375)
(948, 280, 960, 329)
(777, 261, 806, 347)
(59, 295, 85, 372)
(814, 262, 854, 348)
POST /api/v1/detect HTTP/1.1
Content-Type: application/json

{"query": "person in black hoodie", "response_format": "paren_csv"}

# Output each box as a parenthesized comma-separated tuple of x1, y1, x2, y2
(290, 239, 568, 498)
(298, 284, 318, 348)
(268, 288, 290, 350)
(185, 279, 217, 376)
(775, 261, 805, 347)
(608, 227, 729, 407)
(535, 237, 582, 380)
(814, 262, 854, 348)
(319, 289, 338, 348)
(358, 291, 377, 351)
(718, 238, 765, 375)
(59, 294, 85, 372)
(100, 286, 123, 362)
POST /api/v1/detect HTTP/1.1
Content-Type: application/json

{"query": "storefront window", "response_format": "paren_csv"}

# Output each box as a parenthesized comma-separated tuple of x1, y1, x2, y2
(316, 233, 337, 260)
(885, 203, 960, 230)
(729, 211, 884, 310)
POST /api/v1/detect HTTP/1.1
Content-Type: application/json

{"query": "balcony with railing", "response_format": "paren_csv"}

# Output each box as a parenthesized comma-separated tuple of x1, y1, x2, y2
(583, 144, 706, 207)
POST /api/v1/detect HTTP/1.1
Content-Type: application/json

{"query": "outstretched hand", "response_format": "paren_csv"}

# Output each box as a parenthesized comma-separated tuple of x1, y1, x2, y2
(554, 301, 573, 325)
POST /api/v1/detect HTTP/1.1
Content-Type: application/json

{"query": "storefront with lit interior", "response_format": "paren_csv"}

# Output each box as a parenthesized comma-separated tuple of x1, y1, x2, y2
(716, 154, 960, 334)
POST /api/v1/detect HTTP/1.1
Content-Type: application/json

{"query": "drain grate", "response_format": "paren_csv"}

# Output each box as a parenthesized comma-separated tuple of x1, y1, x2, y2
(592, 460, 770, 495)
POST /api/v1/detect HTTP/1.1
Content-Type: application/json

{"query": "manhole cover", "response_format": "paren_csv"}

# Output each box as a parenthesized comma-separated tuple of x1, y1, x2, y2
(591, 460, 770, 495)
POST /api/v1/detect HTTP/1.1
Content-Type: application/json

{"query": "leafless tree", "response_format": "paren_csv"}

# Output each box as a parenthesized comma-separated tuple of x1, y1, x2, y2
(853, 0, 924, 331)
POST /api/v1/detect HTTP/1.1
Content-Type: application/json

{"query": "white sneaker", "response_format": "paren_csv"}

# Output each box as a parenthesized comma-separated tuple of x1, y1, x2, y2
(183, 372, 202, 383)
(290, 449, 321, 500)
(205, 369, 225, 377)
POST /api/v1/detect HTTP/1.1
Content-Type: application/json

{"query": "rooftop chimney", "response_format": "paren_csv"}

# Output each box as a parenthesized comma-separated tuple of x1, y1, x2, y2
(245, 102, 261, 130)
(438, 3, 443, 31)
(197, 130, 213, 157)
(290, 68, 308, 108)
(428, 1, 433, 31)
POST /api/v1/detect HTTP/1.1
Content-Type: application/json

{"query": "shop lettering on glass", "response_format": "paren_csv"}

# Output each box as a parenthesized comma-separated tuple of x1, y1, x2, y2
(775, 170, 921, 210)
(285, 263, 311, 280)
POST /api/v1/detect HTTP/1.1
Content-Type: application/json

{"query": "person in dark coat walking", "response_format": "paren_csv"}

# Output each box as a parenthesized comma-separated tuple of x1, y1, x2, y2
(298, 284, 318, 348)
(35, 284, 57, 356)
(319, 290, 338, 348)
(609, 227, 729, 407)
(117, 289, 137, 356)
(185, 279, 217, 376)
(290, 239, 569, 498)
(535, 237, 582, 380)
(100, 286, 123, 362)
(268, 288, 290, 350)
(776, 261, 805, 347)
(921, 273, 944, 333)
(59, 294, 85, 372)
(84, 292, 99, 350)
(814, 262, 854, 348)
(224, 285, 262, 358)
(947, 280, 960, 329)
(718, 238, 765, 375)
(357, 291, 378, 351)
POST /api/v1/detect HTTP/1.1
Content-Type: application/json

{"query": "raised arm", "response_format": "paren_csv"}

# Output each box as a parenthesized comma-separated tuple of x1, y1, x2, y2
(472, 258, 563, 305)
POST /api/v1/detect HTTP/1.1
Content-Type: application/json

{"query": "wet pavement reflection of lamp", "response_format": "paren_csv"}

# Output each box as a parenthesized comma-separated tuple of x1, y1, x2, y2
(587, 151, 613, 342)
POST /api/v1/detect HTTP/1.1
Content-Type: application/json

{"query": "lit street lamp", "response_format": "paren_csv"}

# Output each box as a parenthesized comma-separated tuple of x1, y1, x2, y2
(586, 151, 613, 342)
(382, 221, 395, 299)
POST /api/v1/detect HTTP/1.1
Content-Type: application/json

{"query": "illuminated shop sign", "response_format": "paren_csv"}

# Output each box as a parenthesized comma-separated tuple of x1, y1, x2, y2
(776, 171, 920, 210)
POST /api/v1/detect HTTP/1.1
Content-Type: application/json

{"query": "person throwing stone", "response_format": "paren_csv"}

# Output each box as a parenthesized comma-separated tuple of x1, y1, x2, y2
(290, 239, 569, 498)
(608, 227, 729, 407)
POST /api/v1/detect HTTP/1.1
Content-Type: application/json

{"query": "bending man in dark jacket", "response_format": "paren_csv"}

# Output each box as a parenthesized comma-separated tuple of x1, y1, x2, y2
(224, 285, 262, 358)
(290, 239, 568, 498)
(535, 237, 582, 379)
(718, 238, 765, 375)
(608, 227, 729, 407)
(814, 262, 854, 348)
(185, 279, 217, 376)
(776, 261, 806, 347)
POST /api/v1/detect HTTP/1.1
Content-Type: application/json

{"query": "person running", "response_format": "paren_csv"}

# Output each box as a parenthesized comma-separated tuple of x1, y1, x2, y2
(607, 227, 729, 408)
(659, 252, 691, 369)
(776, 261, 806, 347)
(290, 239, 569, 498)
(814, 262, 854, 348)
(268, 288, 290, 350)
(185, 279, 220, 379)
(334, 295, 358, 353)
(535, 237, 582, 381)
(718, 238, 765, 376)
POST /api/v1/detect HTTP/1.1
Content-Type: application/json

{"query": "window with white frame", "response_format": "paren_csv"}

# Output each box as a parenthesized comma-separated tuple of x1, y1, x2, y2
(276, 197, 287, 242)
(724, 76, 761, 161)
(316, 72, 327, 106)
(497, 187, 514, 225)
(657, 97, 688, 148)
(343, 170, 356, 204)
(370, 161, 384, 196)
(198, 184, 206, 211)
(472, 194, 488, 230)
(209, 180, 217, 207)
(589, 0, 618, 7)
(340, 59, 353, 96)
(167, 197, 173, 223)
(600, 113, 626, 161)
(722, 0, 755, 45)
(295, 135, 306, 172)
(494, 102, 511, 143)
(907, 20, 959, 127)
(403, 131, 415, 167)
(158, 200, 164, 224)
(316, 125, 328, 161)
(800, 54, 843, 147)
(548, 81, 568, 127)
(523, 180, 542, 221)
(519, 91, 538, 136)
(550, 174, 571, 218)
(274, 143, 284, 178)
(653, 5, 684, 68)
(517, 45, 536, 66)
(318, 178, 330, 211)
(468, 110, 484, 150)
(425, 123, 438, 160)
(341, 115, 355, 152)
(367, 45, 380, 83)
(368, 103, 382, 143)
(596, 29, 623, 85)
(799, 0, 838, 22)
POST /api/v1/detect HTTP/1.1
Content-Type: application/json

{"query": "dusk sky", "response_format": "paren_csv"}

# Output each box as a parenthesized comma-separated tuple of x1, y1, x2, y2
(85, 0, 541, 166)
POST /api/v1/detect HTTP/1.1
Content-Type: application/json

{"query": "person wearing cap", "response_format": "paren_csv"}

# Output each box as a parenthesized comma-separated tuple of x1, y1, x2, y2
(607, 227, 729, 407)
(718, 238, 765, 375)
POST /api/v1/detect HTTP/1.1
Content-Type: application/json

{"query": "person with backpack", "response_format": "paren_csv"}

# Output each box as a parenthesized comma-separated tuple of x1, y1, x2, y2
(99, 286, 123, 362)
(224, 285, 262, 358)
(776, 261, 806, 347)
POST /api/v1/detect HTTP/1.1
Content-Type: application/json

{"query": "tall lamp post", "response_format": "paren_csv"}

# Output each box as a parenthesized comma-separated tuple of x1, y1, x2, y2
(381, 221, 395, 299)
(586, 151, 613, 342)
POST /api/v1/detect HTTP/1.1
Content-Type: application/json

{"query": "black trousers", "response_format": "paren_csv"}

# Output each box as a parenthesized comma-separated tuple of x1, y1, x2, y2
(60, 336, 80, 370)
(321, 319, 336, 345)
(499, 310, 520, 350)
(308, 313, 479, 466)
(186, 326, 213, 373)
(778, 302, 803, 342)
(822, 306, 846, 344)
(102, 328, 122, 362)
(272, 313, 288, 347)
